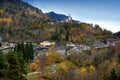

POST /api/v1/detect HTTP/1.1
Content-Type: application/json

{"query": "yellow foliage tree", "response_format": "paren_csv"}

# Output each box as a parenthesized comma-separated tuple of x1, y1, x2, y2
(88, 65, 95, 71)
(78, 67, 87, 78)
(57, 62, 68, 72)
(56, 61, 74, 72)
(6, 18, 13, 25)
(0, 18, 12, 25)
(0, 9, 4, 14)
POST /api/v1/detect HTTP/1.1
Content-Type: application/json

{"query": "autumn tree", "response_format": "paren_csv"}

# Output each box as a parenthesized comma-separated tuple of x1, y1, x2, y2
(46, 52, 65, 65)
(0, 9, 4, 14)
(77, 67, 88, 79)
(30, 58, 40, 72)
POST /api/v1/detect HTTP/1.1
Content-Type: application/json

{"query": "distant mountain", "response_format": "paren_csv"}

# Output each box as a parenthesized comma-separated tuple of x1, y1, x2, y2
(45, 11, 68, 21)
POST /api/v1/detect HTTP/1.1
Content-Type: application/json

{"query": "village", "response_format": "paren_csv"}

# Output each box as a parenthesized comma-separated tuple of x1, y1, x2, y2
(0, 36, 120, 59)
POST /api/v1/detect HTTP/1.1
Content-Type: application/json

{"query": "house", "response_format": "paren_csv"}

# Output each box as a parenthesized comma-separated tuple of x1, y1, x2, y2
(57, 46, 66, 55)
(66, 42, 75, 47)
(40, 41, 55, 47)
(34, 46, 48, 58)
(92, 42, 106, 48)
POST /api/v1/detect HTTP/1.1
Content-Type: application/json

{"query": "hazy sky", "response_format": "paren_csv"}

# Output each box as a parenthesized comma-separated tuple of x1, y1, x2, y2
(23, 0, 120, 32)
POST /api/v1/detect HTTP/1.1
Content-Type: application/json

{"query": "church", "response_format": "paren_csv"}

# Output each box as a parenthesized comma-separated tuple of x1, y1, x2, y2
(65, 13, 73, 22)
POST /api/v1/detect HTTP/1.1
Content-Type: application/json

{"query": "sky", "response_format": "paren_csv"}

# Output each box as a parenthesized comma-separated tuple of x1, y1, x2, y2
(23, 0, 120, 33)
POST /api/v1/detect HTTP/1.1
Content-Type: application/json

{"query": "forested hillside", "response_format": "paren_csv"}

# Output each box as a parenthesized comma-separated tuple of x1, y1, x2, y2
(0, 0, 50, 42)
(0, 0, 117, 44)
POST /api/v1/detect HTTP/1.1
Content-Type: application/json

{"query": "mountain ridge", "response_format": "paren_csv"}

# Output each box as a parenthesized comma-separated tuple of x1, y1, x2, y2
(45, 11, 69, 21)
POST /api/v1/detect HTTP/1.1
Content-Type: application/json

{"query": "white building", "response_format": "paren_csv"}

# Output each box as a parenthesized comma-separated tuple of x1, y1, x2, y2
(40, 41, 55, 47)
(65, 13, 72, 22)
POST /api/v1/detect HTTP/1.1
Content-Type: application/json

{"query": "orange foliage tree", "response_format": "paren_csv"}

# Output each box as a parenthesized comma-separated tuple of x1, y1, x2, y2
(30, 58, 40, 72)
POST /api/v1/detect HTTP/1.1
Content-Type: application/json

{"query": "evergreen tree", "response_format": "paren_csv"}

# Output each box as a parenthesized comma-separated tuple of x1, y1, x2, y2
(16, 51, 27, 79)
(118, 52, 120, 64)
(0, 42, 2, 46)
(109, 68, 117, 80)
(20, 42, 25, 60)
(0, 51, 8, 79)
(29, 42, 34, 62)
(6, 51, 22, 80)
(14, 42, 34, 63)
(66, 30, 69, 41)
(25, 42, 29, 62)
(14, 42, 20, 52)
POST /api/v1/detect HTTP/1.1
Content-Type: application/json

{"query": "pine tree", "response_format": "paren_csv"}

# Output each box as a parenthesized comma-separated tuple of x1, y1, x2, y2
(20, 42, 25, 60)
(25, 42, 29, 62)
(29, 42, 34, 62)
(14, 42, 20, 52)
(6, 51, 22, 80)
(118, 53, 120, 64)
(109, 68, 117, 80)
(14, 42, 34, 63)
(0, 51, 8, 79)
(16, 51, 27, 79)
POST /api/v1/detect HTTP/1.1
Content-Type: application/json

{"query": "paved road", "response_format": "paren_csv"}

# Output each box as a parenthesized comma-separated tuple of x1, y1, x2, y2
(27, 71, 41, 76)
(0, 46, 14, 51)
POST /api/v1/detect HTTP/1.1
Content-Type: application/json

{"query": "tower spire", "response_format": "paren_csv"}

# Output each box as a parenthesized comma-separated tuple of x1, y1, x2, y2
(68, 13, 72, 22)
(65, 13, 72, 22)
(69, 13, 70, 17)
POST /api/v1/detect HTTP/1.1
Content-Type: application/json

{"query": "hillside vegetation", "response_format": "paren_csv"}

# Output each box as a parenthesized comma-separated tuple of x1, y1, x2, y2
(28, 44, 120, 80)
(0, 0, 50, 42)
(0, 0, 118, 44)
